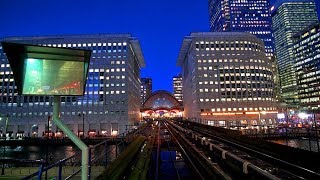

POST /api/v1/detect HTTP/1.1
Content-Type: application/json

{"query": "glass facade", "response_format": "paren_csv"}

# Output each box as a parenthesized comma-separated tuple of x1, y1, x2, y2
(173, 75, 183, 103)
(271, 0, 318, 107)
(208, 0, 274, 59)
(316, 0, 320, 20)
(293, 22, 320, 111)
(0, 34, 145, 137)
(140, 77, 152, 105)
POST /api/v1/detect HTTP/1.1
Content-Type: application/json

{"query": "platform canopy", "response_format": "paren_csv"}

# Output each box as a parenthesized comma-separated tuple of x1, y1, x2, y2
(1, 42, 91, 96)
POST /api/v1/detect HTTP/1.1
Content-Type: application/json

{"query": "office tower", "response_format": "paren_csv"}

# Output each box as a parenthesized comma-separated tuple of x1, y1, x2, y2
(177, 32, 277, 127)
(0, 34, 145, 137)
(140, 77, 152, 105)
(316, 0, 320, 20)
(271, 0, 318, 108)
(293, 22, 320, 111)
(173, 74, 183, 103)
(208, 0, 279, 103)
(208, 0, 274, 59)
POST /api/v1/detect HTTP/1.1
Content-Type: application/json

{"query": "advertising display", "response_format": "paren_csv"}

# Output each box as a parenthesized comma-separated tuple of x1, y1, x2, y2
(1, 42, 91, 96)
(23, 58, 85, 95)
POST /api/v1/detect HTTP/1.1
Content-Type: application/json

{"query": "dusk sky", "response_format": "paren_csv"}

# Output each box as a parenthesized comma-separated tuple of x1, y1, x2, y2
(0, 0, 317, 92)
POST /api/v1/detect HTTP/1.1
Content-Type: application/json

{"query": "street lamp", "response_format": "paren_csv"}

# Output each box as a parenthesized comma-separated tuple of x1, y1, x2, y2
(258, 111, 266, 132)
(1, 113, 9, 175)
(298, 111, 320, 152)
(312, 110, 320, 152)
(45, 116, 51, 180)
(78, 113, 85, 138)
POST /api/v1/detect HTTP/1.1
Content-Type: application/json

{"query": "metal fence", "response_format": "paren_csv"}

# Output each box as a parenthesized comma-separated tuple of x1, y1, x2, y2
(1, 125, 144, 180)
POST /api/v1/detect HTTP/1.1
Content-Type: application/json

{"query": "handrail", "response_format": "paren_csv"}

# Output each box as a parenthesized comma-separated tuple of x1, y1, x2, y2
(22, 153, 79, 180)
(65, 168, 81, 180)
(0, 158, 44, 164)
(23, 121, 145, 179)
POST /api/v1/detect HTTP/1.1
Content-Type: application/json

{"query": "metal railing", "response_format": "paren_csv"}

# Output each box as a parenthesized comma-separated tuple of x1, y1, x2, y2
(21, 125, 144, 180)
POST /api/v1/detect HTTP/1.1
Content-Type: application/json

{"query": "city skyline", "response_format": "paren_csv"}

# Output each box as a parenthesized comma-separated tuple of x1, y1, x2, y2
(0, 0, 319, 93)
(0, 0, 209, 92)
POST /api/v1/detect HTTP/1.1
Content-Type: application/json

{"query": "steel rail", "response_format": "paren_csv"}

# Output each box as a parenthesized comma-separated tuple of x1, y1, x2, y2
(194, 126, 320, 178)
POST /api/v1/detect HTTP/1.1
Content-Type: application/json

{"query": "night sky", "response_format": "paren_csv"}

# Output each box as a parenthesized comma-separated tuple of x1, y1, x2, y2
(0, 0, 318, 92)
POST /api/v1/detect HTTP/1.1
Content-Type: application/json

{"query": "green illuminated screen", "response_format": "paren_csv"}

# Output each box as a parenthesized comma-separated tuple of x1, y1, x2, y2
(23, 58, 85, 95)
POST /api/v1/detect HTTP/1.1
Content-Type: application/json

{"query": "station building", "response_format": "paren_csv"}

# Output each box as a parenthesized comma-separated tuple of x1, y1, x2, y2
(177, 32, 277, 128)
(0, 34, 145, 137)
(141, 90, 183, 118)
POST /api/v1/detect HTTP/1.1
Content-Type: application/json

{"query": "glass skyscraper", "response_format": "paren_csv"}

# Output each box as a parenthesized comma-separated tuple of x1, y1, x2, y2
(293, 22, 320, 111)
(173, 74, 183, 103)
(140, 77, 152, 105)
(271, 0, 318, 108)
(208, 0, 274, 59)
(316, 0, 320, 20)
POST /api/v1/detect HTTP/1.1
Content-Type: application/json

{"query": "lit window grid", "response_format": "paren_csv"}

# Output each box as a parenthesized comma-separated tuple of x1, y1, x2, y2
(209, 0, 275, 59)
(293, 23, 320, 110)
(179, 33, 277, 119)
(173, 76, 183, 103)
(0, 37, 139, 122)
(272, 1, 318, 104)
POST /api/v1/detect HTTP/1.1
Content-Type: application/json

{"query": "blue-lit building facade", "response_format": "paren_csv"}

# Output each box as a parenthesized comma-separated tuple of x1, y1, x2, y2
(140, 77, 152, 105)
(293, 22, 320, 112)
(208, 0, 274, 59)
(271, 0, 318, 108)
(173, 74, 183, 103)
(316, 0, 320, 20)
(0, 34, 145, 137)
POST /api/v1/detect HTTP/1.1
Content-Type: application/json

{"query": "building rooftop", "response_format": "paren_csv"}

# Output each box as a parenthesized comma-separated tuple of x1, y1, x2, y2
(1, 33, 146, 68)
(271, 0, 316, 14)
(176, 32, 262, 66)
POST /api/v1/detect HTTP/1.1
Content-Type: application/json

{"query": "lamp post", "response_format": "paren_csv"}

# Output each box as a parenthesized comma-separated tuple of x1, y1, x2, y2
(1, 114, 8, 175)
(312, 110, 319, 152)
(79, 113, 85, 138)
(258, 111, 266, 133)
(45, 116, 51, 180)
(284, 109, 289, 145)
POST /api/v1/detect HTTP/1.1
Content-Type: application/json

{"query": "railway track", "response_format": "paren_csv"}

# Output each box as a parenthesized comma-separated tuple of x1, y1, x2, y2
(154, 120, 231, 180)
(168, 120, 320, 179)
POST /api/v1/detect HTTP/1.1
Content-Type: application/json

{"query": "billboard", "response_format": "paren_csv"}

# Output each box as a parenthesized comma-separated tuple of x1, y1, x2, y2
(23, 58, 85, 95)
(2, 42, 91, 96)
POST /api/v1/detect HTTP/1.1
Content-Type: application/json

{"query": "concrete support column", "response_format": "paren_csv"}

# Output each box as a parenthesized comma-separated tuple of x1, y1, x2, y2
(226, 120, 230, 128)
(24, 124, 30, 137)
(107, 123, 112, 136)
(38, 123, 45, 137)
(96, 122, 100, 135)
(248, 120, 253, 129)
(12, 125, 18, 138)
(83, 118, 88, 138)
(257, 118, 262, 131)
(74, 123, 79, 136)
(51, 124, 57, 135)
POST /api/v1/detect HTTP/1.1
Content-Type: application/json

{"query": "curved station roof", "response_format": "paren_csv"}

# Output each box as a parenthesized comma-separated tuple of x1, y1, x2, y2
(141, 90, 183, 114)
